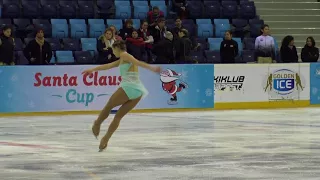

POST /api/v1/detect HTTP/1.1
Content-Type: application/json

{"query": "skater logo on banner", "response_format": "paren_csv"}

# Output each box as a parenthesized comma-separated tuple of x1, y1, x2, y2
(160, 69, 188, 105)
(263, 69, 305, 101)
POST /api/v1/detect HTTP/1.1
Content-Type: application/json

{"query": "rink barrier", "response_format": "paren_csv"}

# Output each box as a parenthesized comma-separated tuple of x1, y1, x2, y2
(0, 63, 319, 116)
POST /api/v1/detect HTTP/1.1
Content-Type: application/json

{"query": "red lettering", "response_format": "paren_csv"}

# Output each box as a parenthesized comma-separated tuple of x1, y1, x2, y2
(93, 72, 98, 86)
(117, 76, 121, 85)
(34, 72, 42, 87)
(34, 73, 78, 87)
(108, 76, 118, 86)
(99, 76, 107, 86)
(83, 73, 93, 86)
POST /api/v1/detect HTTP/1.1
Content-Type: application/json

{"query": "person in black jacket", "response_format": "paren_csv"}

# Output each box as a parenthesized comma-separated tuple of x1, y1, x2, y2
(0, 26, 15, 65)
(152, 31, 174, 64)
(119, 19, 134, 40)
(280, 35, 298, 63)
(175, 29, 194, 63)
(150, 18, 167, 45)
(301, 36, 319, 62)
(23, 28, 52, 65)
(172, 0, 188, 19)
(97, 28, 116, 64)
(220, 30, 238, 63)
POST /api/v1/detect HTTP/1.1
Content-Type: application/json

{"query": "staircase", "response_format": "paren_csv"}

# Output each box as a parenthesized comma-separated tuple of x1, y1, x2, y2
(253, 0, 320, 60)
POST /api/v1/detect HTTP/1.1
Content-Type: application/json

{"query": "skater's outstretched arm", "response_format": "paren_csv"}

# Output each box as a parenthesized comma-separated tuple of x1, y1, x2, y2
(82, 60, 120, 75)
(121, 53, 161, 73)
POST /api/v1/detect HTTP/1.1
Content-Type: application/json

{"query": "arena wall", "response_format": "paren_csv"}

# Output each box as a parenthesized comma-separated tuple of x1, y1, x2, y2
(0, 63, 319, 116)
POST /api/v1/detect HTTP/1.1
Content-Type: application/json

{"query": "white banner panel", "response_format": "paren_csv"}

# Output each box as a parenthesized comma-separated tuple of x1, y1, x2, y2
(266, 63, 309, 101)
(214, 64, 269, 102)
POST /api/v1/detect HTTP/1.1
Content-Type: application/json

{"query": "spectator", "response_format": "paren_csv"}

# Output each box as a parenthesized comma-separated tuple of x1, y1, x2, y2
(119, 19, 134, 40)
(138, 20, 154, 62)
(301, 36, 319, 62)
(151, 18, 167, 44)
(0, 26, 15, 65)
(280, 35, 298, 63)
(255, 24, 275, 63)
(97, 28, 116, 64)
(175, 29, 194, 63)
(171, 18, 200, 50)
(109, 25, 122, 41)
(126, 29, 145, 60)
(220, 30, 239, 64)
(172, 0, 188, 19)
(152, 31, 174, 64)
(147, 6, 164, 27)
(23, 28, 52, 65)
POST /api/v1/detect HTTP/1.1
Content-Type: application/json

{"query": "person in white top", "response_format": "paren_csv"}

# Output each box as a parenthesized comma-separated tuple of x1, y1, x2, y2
(255, 24, 276, 63)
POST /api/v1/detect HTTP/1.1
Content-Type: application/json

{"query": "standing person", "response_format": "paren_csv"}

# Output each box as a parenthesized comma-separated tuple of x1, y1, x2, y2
(82, 40, 161, 151)
(23, 28, 52, 65)
(280, 35, 298, 63)
(255, 24, 275, 63)
(151, 18, 167, 44)
(301, 36, 319, 62)
(97, 28, 116, 64)
(152, 31, 175, 64)
(175, 29, 194, 63)
(138, 20, 154, 63)
(220, 30, 238, 63)
(0, 26, 15, 65)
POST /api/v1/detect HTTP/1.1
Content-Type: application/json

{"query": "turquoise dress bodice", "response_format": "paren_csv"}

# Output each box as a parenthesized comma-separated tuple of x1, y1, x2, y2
(119, 63, 148, 99)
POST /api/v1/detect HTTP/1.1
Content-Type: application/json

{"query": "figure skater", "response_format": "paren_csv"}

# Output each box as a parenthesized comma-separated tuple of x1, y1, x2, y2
(82, 40, 161, 152)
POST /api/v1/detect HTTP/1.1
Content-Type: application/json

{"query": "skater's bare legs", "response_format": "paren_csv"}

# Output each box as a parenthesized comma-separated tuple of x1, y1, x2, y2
(92, 88, 129, 137)
(99, 96, 141, 150)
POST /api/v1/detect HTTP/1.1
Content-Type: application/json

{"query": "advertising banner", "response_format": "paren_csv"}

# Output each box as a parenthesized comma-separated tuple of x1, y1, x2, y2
(214, 64, 269, 102)
(0, 64, 214, 113)
(214, 63, 310, 103)
(310, 63, 320, 104)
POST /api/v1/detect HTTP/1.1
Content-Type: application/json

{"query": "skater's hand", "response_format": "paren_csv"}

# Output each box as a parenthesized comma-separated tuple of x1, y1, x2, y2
(82, 68, 94, 75)
(152, 66, 161, 73)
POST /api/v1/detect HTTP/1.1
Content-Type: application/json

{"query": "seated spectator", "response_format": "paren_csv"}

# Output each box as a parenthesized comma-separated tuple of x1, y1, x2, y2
(175, 29, 195, 63)
(0, 26, 15, 65)
(23, 28, 52, 65)
(119, 19, 134, 40)
(220, 30, 238, 64)
(301, 36, 319, 62)
(126, 29, 145, 60)
(151, 18, 167, 44)
(97, 28, 116, 64)
(255, 24, 275, 63)
(138, 20, 154, 62)
(280, 35, 298, 63)
(152, 31, 174, 64)
(172, 0, 188, 19)
(147, 6, 164, 28)
(109, 25, 122, 41)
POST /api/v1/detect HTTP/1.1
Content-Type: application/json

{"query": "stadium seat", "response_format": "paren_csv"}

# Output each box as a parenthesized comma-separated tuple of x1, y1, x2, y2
(249, 19, 264, 38)
(81, 38, 97, 55)
(214, 19, 229, 25)
(196, 19, 212, 25)
(115, 0, 131, 6)
(52, 24, 69, 38)
(33, 19, 50, 25)
(150, 1, 166, 7)
(208, 38, 223, 51)
(243, 38, 255, 50)
(106, 19, 123, 30)
(16, 51, 29, 65)
(233, 37, 243, 55)
(40, 0, 58, 5)
(51, 19, 68, 24)
(96, 0, 114, 18)
(232, 19, 248, 38)
(205, 50, 221, 63)
(59, 1, 77, 19)
(197, 24, 213, 38)
(63, 38, 81, 51)
(0, 19, 12, 26)
(133, 5, 149, 19)
(13, 19, 31, 38)
(78, 1, 95, 19)
(239, 3, 256, 19)
(222, 1, 238, 19)
(88, 19, 104, 25)
(89, 24, 105, 38)
(22, 2, 40, 18)
(14, 38, 23, 51)
(115, 5, 132, 19)
(156, 5, 167, 17)
(215, 23, 230, 38)
(190, 51, 205, 63)
(46, 38, 61, 51)
(132, 1, 148, 6)
(71, 24, 88, 38)
(34, 23, 52, 37)
(2, 3, 21, 18)
(41, 3, 58, 18)
(56, 50, 75, 64)
(242, 50, 255, 63)
(69, 19, 86, 25)
(186, 1, 203, 19)
(204, 1, 221, 19)
(195, 37, 208, 51)
(74, 51, 94, 64)
(24, 38, 33, 44)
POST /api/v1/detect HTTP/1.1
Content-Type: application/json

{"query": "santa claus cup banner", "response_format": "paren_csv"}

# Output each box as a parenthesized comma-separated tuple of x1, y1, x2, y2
(0, 65, 214, 113)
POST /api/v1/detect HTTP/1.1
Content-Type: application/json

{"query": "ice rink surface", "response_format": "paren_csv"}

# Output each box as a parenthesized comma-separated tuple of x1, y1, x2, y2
(1, 108, 320, 180)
